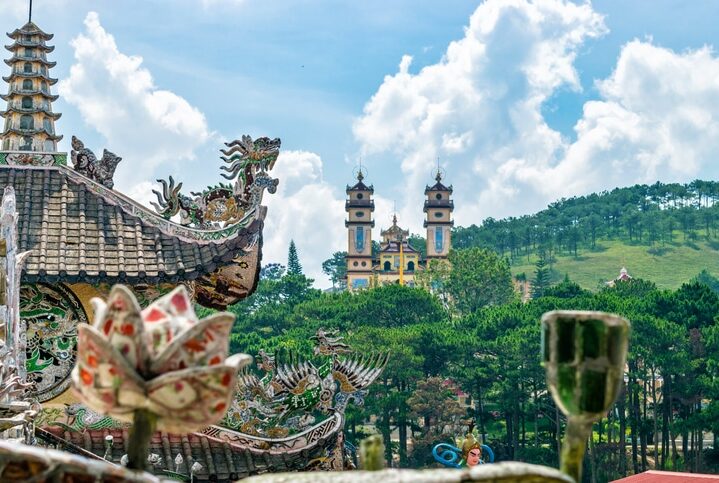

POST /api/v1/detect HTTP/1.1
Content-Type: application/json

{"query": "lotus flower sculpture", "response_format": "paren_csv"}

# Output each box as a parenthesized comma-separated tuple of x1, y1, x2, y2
(71, 285, 251, 470)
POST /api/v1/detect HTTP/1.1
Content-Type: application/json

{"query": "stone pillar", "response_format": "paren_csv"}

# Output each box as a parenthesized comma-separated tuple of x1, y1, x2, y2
(0, 186, 30, 384)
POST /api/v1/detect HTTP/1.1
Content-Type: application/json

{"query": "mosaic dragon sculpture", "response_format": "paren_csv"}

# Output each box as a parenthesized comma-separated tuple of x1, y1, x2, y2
(70, 136, 122, 189)
(222, 329, 389, 438)
(151, 135, 281, 228)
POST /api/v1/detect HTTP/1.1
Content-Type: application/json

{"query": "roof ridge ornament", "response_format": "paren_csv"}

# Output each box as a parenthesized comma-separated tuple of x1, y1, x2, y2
(70, 136, 122, 189)
(152, 135, 280, 228)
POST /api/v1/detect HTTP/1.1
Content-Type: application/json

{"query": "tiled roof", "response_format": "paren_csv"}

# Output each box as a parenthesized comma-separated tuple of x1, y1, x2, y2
(41, 414, 343, 482)
(1, 166, 264, 286)
(612, 471, 719, 482)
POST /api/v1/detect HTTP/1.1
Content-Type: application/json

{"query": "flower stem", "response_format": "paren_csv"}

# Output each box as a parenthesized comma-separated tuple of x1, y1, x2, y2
(127, 409, 157, 471)
(560, 416, 592, 483)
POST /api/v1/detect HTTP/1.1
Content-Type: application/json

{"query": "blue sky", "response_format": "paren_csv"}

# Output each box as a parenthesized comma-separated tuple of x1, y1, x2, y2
(2, 0, 719, 286)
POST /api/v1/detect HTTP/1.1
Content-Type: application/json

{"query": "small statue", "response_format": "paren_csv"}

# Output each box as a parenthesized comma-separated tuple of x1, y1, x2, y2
(70, 136, 122, 189)
(432, 422, 494, 468)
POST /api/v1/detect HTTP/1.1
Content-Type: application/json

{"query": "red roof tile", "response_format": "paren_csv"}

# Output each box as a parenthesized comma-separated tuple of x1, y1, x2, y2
(612, 471, 719, 482)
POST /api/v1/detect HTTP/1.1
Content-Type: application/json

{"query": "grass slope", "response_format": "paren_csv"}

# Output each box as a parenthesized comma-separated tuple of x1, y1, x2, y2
(510, 239, 719, 290)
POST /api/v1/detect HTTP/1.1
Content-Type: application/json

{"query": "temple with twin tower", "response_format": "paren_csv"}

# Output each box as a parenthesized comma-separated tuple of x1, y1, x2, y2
(344, 170, 454, 290)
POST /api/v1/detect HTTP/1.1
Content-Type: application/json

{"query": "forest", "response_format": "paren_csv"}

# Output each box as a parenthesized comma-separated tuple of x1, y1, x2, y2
(217, 242, 719, 482)
(452, 179, 719, 261)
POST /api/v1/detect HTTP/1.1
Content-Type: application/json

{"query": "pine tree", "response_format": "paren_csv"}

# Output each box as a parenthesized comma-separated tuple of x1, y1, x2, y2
(287, 240, 303, 275)
(531, 256, 551, 298)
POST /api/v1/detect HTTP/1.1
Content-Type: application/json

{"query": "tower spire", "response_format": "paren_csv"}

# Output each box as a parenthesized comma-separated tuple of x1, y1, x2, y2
(29, 0, 33, 23)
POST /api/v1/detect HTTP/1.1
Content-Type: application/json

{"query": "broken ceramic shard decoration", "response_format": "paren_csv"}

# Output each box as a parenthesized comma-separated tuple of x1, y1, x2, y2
(71, 285, 251, 434)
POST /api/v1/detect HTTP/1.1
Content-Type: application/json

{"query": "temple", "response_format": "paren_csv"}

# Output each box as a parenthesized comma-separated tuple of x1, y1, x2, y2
(344, 170, 454, 290)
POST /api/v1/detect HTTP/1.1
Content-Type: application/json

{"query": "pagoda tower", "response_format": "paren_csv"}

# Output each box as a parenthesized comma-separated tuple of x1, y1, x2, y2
(1, 19, 62, 152)
(424, 170, 454, 259)
(345, 171, 375, 290)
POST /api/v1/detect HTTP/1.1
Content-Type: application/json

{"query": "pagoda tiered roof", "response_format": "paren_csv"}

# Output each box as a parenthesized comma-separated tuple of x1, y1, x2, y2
(2, 71, 58, 84)
(0, 105, 62, 119)
(1, 88, 60, 101)
(7, 22, 54, 40)
(4, 56, 56, 67)
(5, 40, 54, 52)
(2, 127, 62, 141)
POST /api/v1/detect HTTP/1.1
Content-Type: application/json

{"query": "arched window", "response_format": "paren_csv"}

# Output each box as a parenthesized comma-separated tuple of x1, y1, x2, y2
(40, 80, 48, 93)
(20, 115, 34, 130)
(43, 118, 52, 133)
(40, 65, 47, 75)
(383, 261, 391, 271)
(23, 62, 32, 73)
(44, 139, 55, 152)
(21, 96, 33, 109)
(24, 48, 34, 58)
(22, 79, 33, 90)
(2, 139, 9, 150)
(20, 136, 33, 151)
(407, 261, 415, 271)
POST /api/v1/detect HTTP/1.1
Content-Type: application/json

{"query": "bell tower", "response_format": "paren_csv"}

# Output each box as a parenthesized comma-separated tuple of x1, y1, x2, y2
(345, 171, 374, 290)
(424, 170, 454, 259)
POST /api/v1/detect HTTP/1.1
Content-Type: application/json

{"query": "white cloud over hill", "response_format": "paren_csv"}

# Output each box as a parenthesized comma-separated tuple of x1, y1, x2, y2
(354, 0, 719, 229)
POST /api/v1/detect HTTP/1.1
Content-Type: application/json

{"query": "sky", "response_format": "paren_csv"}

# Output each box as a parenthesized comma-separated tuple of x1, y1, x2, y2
(2, 0, 719, 288)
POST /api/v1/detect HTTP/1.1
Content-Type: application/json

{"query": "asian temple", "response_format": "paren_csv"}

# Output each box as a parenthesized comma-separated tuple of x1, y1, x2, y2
(0, 12, 388, 482)
(344, 170, 454, 290)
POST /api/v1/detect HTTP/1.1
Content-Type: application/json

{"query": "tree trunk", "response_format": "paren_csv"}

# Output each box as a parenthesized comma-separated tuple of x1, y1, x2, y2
(398, 408, 407, 468)
(661, 374, 671, 469)
(652, 369, 658, 470)
(619, 383, 627, 476)
(627, 376, 639, 475)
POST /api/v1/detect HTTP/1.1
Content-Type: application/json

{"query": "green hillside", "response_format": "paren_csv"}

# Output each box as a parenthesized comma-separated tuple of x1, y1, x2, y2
(510, 238, 719, 290)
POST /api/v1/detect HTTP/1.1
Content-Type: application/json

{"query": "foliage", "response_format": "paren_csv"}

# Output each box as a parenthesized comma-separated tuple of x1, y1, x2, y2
(445, 247, 515, 314)
(287, 240, 303, 275)
(321, 251, 347, 289)
(226, 247, 719, 476)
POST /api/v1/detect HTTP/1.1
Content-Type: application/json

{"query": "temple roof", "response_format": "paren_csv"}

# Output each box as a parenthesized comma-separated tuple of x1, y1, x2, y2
(0, 165, 264, 287)
(7, 22, 54, 40)
(39, 414, 343, 481)
(380, 240, 419, 254)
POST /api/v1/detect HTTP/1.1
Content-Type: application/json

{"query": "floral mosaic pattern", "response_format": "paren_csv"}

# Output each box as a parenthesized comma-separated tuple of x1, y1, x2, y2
(71, 285, 251, 433)
(21, 283, 88, 402)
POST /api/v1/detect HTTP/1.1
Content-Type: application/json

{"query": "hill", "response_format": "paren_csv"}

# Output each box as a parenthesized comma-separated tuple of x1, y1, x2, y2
(509, 238, 719, 290)
(452, 180, 719, 290)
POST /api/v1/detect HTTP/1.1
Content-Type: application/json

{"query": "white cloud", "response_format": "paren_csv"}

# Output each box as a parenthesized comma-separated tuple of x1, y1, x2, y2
(354, 0, 719, 228)
(262, 150, 347, 288)
(58, 12, 210, 190)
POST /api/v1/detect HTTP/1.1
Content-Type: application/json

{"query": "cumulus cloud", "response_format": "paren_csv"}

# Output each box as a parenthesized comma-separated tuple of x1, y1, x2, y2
(261, 151, 346, 288)
(58, 12, 210, 190)
(355, 0, 719, 228)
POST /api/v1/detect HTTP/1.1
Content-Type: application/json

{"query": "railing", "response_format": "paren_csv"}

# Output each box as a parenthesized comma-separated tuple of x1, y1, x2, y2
(345, 199, 375, 209)
(424, 199, 454, 209)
